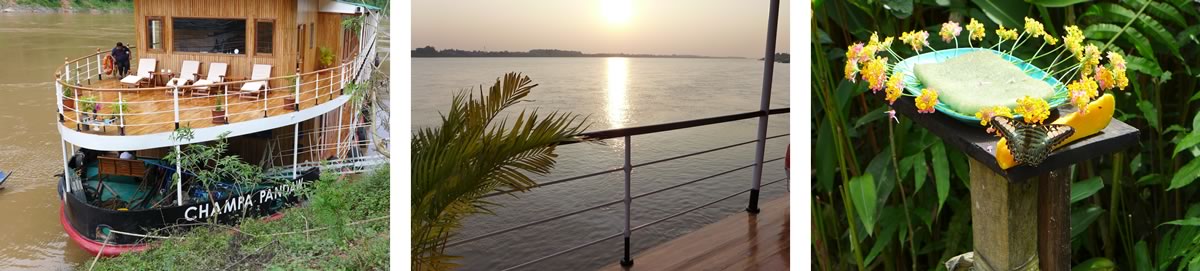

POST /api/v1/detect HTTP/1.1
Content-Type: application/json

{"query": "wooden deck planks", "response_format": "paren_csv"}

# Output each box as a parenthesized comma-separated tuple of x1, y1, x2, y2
(62, 74, 343, 136)
(600, 194, 790, 271)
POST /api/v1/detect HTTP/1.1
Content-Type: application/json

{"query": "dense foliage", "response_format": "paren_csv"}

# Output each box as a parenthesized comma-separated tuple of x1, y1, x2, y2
(812, 0, 1200, 270)
(92, 167, 390, 270)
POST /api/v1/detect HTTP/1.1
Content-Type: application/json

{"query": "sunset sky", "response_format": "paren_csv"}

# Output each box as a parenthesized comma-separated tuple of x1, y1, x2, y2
(412, 0, 791, 58)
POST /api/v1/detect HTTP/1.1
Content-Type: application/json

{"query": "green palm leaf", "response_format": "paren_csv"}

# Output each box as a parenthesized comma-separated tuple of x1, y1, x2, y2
(411, 72, 589, 270)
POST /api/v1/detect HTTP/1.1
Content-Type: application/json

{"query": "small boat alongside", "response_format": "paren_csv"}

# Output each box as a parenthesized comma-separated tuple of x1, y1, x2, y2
(0, 170, 11, 190)
(49, 0, 385, 256)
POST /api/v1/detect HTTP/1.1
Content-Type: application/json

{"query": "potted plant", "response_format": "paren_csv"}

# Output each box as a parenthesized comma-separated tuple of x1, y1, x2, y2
(318, 46, 335, 69)
(212, 99, 227, 124)
(110, 98, 128, 122)
(62, 87, 75, 110)
(283, 75, 298, 110)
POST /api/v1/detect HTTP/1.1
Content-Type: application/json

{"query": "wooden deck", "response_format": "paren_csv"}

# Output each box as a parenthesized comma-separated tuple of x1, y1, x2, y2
(600, 194, 790, 271)
(61, 72, 344, 136)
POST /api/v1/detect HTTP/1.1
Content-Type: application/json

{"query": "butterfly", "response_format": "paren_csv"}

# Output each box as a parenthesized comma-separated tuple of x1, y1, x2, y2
(989, 116, 1075, 166)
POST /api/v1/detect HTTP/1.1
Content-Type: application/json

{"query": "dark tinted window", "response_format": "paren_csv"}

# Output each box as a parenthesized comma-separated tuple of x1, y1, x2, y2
(173, 18, 246, 54)
(256, 21, 274, 54)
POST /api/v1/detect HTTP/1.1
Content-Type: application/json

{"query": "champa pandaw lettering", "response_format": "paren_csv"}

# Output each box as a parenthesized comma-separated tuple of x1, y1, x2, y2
(184, 178, 307, 221)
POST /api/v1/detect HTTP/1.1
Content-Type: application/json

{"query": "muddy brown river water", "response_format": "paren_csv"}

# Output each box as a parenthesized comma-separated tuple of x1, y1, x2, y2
(0, 13, 134, 270)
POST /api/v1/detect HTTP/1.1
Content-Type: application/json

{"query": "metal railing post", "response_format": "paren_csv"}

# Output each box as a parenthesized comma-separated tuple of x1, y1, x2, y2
(118, 92, 125, 135)
(55, 81, 64, 123)
(620, 135, 634, 267)
(292, 123, 300, 178)
(223, 85, 229, 124)
(96, 50, 103, 81)
(293, 73, 301, 111)
(175, 144, 183, 206)
(60, 139, 70, 194)
(173, 86, 180, 130)
(747, 0, 780, 214)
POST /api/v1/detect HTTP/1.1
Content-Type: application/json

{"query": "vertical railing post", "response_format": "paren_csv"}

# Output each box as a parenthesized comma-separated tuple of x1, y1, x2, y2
(620, 135, 634, 267)
(224, 85, 229, 124)
(55, 81, 64, 123)
(746, 0, 780, 214)
(263, 82, 269, 118)
(60, 139, 71, 195)
(118, 92, 125, 135)
(292, 123, 300, 178)
(175, 144, 183, 206)
(294, 72, 301, 111)
(96, 50, 103, 81)
(336, 105, 344, 158)
(316, 71, 321, 106)
(173, 86, 180, 130)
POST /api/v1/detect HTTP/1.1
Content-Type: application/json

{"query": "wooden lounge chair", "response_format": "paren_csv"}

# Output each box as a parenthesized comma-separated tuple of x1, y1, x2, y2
(97, 156, 146, 180)
(166, 60, 200, 90)
(239, 64, 272, 100)
(191, 62, 228, 97)
(120, 58, 156, 88)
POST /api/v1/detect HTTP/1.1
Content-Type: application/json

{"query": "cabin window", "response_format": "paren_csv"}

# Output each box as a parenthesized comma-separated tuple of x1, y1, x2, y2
(172, 18, 247, 54)
(255, 20, 274, 55)
(147, 17, 164, 52)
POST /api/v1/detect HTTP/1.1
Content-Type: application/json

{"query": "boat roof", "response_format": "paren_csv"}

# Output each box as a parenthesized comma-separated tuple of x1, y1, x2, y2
(321, 0, 381, 14)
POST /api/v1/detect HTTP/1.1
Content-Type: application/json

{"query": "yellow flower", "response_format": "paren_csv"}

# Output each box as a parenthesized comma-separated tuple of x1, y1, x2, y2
(976, 106, 1014, 126)
(996, 26, 1019, 41)
(846, 42, 866, 64)
(966, 18, 986, 41)
(1024, 17, 1046, 38)
(1044, 35, 1059, 45)
(1064, 25, 1085, 60)
(1094, 66, 1115, 91)
(885, 72, 905, 104)
(844, 59, 858, 82)
(881, 36, 895, 48)
(1067, 77, 1099, 114)
(940, 21, 962, 43)
(1069, 87, 1093, 115)
(861, 56, 889, 92)
(1080, 44, 1101, 77)
(899, 30, 930, 52)
(915, 88, 939, 113)
(1108, 51, 1129, 90)
(1015, 96, 1051, 124)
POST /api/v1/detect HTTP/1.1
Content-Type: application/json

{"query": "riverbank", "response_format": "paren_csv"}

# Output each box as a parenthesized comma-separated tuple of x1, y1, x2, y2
(1, 0, 131, 13)
(89, 167, 390, 270)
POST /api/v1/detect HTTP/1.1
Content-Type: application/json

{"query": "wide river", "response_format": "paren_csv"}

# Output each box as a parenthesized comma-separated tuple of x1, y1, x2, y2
(0, 13, 391, 270)
(413, 57, 790, 270)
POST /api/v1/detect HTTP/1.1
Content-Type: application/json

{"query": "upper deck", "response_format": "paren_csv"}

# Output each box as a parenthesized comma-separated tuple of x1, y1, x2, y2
(51, 0, 381, 151)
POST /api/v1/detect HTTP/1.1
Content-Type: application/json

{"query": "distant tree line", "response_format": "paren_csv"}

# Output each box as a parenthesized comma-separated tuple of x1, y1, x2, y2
(411, 46, 743, 59)
(758, 52, 790, 63)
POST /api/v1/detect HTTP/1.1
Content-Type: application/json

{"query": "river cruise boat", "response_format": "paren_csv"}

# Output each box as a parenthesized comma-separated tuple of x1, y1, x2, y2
(50, 0, 383, 256)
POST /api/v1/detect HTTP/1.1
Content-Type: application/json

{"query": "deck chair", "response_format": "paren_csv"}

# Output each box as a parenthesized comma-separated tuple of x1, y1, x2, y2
(120, 58, 156, 88)
(166, 60, 200, 90)
(239, 64, 272, 100)
(191, 62, 228, 97)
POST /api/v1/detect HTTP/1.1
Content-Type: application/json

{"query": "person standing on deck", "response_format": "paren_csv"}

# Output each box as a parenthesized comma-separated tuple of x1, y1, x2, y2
(111, 42, 132, 77)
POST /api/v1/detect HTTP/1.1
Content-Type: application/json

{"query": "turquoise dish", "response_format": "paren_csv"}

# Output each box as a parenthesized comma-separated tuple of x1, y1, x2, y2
(890, 48, 1069, 126)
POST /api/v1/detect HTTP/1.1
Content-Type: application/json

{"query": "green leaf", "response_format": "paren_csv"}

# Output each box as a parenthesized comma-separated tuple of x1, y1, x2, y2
(1071, 257, 1116, 271)
(1125, 0, 1187, 28)
(1083, 23, 1157, 63)
(971, 0, 1030, 27)
(911, 153, 928, 193)
(931, 142, 950, 214)
(1071, 177, 1104, 204)
(1126, 55, 1164, 77)
(1167, 159, 1200, 190)
(882, 0, 914, 19)
(1026, 0, 1092, 7)
(1071, 205, 1104, 238)
(1134, 240, 1151, 271)
(849, 174, 879, 236)
(855, 106, 887, 128)
(816, 121, 836, 192)
(1136, 100, 1159, 131)
(1162, 217, 1200, 226)
(1175, 132, 1200, 157)
(1082, 3, 1180, 59)
(864, 211, 899, 264)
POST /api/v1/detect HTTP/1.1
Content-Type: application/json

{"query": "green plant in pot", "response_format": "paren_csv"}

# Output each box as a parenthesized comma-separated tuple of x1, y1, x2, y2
(212, 98, 227, 124)
(283, 74, 298, 110)
(110, 98, 128, 122)
(62, 87, 75, 110)
(318, 47, 335, 69)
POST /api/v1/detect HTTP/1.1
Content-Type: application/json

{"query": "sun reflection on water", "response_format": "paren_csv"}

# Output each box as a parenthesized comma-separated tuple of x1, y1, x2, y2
(605, 57, 629, 129)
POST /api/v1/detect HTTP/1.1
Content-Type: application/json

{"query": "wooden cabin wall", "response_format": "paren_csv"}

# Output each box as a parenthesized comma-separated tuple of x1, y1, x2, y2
(133, 0, 298, 88)
(317, 13, 344, 68)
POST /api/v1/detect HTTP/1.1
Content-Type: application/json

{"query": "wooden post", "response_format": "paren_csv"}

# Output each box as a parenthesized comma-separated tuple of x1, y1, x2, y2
(969, 159, 1039, 271)
(1038, 169, 1071, 271)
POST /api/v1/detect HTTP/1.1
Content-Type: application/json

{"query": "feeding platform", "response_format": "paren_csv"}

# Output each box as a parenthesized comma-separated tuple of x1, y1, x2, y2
(876, 88, 1138, 270)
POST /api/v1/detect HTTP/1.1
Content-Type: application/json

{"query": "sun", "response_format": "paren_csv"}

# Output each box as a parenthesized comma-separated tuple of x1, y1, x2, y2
(600, 0, 633, 25)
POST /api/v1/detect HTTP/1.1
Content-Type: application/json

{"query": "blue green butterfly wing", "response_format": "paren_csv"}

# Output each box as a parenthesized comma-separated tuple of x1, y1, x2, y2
(990, 116, 1075, 166)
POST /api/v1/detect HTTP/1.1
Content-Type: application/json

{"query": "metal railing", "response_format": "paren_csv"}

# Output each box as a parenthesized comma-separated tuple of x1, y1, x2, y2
(447, 108, 790, 270)
(53, 48, 363, 136)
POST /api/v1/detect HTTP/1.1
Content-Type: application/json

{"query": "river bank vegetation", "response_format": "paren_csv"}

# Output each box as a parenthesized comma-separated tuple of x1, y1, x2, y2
(90, 167, 390, 270)
(813, 0, 1200, 270)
